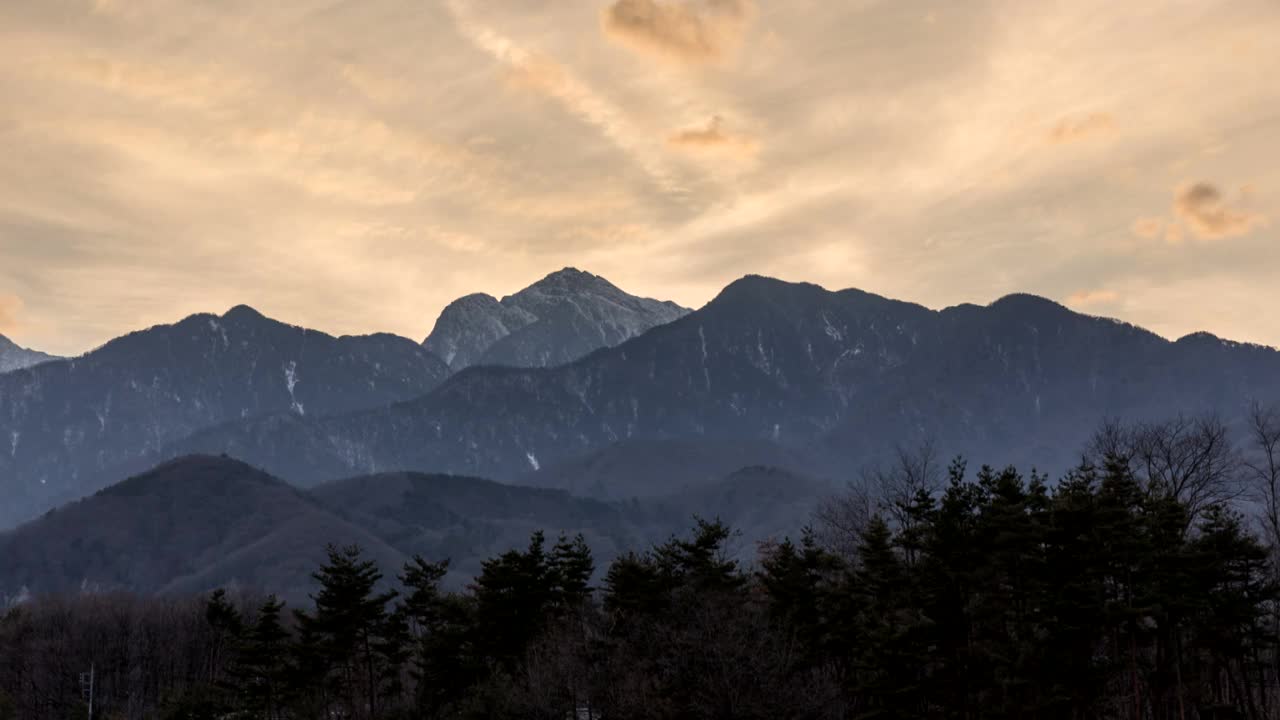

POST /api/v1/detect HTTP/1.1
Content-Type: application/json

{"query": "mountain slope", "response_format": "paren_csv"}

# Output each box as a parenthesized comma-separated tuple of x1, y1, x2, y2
(648, 465, 832, 557)
(0, 455, 401, 601)
(0, 456, 658, 600)
(423, 267, 689, 370)
(310, 471, 640, 582)
(520, 437, 828, 500)
(0, 334, 59, 373)
(0, 306, 450, 528)
(174, 276, 1280, 491)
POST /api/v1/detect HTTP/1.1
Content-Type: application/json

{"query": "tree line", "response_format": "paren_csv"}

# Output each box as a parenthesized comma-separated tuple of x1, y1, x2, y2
(3, 407, 1280, 719)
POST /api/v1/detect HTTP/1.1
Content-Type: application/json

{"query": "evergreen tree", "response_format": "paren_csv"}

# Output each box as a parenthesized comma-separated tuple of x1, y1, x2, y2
(294, 544, 399, 720)
(227, 595, 290, 720)
(472, 531, 554, 671)
(204, 588, 243, 687)
(548, 533, 595, 611)
(757, 528, 843, 671)
(849, 516, 925, 719)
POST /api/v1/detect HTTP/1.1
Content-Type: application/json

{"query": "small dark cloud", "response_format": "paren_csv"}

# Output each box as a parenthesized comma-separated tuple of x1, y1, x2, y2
(602, 0, 751, 64)
(1173, 182, 1266, 240)
(667, 115, 757, 155)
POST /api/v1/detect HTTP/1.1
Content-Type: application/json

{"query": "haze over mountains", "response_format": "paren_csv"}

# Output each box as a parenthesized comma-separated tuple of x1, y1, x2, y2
(0, 454, 818, 602)
(0, 334, 58, 374)
(1, 268, 1278, 599)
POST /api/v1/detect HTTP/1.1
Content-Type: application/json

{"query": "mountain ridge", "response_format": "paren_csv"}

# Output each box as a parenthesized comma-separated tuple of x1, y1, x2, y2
(158, 275, 1280, 493)
(0, 333, 60, 374)
(0, 306, 451, 527)
(423, 267, 690, 370)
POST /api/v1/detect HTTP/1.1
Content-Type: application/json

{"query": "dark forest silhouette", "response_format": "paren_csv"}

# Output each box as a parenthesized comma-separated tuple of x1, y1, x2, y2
(4, 406, 1280, 719)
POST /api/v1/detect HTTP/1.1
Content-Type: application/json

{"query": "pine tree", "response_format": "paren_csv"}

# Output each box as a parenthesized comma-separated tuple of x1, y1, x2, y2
(472, 531, 554, 671)
(204, 588, 243, 687)
(548, 533, 594, 611)
(227, 595, 290, 720)
(757, 528, 843, 670)
(294, 544, 398, 720)
(653, 517, 745, 595)
(849, 516, 925, 720)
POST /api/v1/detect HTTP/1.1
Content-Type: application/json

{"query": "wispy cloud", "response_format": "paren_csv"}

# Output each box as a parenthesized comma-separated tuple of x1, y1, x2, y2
(2, 0, 1280, 353)
(446, 0, 687, 198)
(1047, 113, 1115, 144)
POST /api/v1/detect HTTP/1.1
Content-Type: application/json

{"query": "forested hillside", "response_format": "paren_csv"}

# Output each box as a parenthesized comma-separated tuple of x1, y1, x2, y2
(4, 406, 1280, 719)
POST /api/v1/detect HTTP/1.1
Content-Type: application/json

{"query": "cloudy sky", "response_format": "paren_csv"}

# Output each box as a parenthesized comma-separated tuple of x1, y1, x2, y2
(1, 0, 1276, 356)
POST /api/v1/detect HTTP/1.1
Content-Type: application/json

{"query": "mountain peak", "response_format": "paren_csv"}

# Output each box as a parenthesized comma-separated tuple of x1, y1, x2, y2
(424, 269, 688, 371)
(222, 304, 267, 322)
(518, 267, 620, 297)
(986, 293, 1071, 322)
(709, 274, 825, 307)
(989, 293, 1063, 310)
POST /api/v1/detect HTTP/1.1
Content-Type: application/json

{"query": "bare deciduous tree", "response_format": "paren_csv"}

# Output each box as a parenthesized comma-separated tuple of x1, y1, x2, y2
(814, 441, 942, 562)
(813, 481, 872, 561)
(1089, 413, 1241, 524)
(1243, 401, 1280, 551)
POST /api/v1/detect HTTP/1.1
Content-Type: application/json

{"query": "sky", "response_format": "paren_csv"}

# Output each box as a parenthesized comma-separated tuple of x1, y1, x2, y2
(0, 0, 1277, 356)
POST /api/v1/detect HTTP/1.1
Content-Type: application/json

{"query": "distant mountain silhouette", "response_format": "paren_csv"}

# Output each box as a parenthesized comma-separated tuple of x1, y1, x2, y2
(423, 267, 688, 370)
(520, 437, 827, 500)
(0, 333, 58, 373)
(0, 455, 770, 600)
(163, 276, 1280, 494)
(0, 307, 450, 527)
(0, 455, 397, 601)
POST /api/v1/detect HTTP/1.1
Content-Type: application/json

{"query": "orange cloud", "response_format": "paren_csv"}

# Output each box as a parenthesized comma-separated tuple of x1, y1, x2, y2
(1131, 216, 1164, 239)
(1067, 289, 1120, 307)
(667, 115, 758, 156)
(0, 295, 22, 334)
(1172, 182, 1266, 240)
(1047, 113, 1115, 143)
(602, 0, 752, 64)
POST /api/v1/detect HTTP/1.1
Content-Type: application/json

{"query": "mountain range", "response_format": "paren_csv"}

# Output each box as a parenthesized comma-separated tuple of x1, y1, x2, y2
(0, 269, 694, 527)
(1, 270, 1278, 545)
(0, 334, 58, 374)
(160, 276, 1280, 494)
(0, 307, 450, 527)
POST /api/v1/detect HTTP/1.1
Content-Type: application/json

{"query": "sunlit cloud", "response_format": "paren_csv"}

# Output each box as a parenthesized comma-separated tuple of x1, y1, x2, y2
(0, 295, 21, 335)
(1131, 217, 1165, 240)
(1047, 113, 1115, 144)
(1066, 289, 1120, 307)
(0, 0, 1278, 355)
